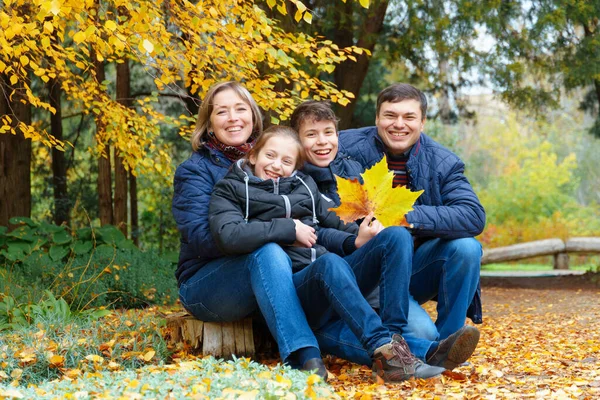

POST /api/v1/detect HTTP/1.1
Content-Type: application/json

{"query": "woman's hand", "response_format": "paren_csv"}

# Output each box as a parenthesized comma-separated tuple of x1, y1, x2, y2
(355, 213, 384, 249)
(293, 219, 317, 248)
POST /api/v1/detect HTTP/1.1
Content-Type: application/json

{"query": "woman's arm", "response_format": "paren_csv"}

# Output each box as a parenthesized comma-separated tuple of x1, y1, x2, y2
(172, 159, 223, 260)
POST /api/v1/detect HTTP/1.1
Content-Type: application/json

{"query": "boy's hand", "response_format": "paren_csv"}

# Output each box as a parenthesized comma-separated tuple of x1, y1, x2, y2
(355, 213, 384, 249)
(293, 219, 317, 248)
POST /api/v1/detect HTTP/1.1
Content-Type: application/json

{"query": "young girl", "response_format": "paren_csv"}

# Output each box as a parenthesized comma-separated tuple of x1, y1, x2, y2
(208, 126, 444, 382)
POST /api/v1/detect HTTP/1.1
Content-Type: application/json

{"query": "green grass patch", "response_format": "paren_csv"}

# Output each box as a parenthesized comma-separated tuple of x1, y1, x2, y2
(482, 262, 595, 271)
(0, 309, 169, 385)
(0, 357, 336, 399)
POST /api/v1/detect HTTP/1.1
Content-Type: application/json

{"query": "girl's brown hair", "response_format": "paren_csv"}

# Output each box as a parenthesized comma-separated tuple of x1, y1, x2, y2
(191, 81, 263, 151)
(246, 126, 306, 171)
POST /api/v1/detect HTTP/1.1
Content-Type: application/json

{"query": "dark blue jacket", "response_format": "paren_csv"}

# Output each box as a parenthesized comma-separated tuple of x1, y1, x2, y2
(338, 126, 485, 323)
(301, 152, 364, 207)
(172, 146, 234, 286)
(209, 160, 358, 271)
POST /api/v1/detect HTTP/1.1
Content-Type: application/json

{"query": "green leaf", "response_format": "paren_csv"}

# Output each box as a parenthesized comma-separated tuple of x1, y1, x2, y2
(6, 226, 36, 242)
(49, 245, 70, 261)
(76, 227, 93, 241)
(117, 239, 138, 250)
(39, 221, 65, 234)
(72, 240, 93, 255)
(0, 226, 8, 235)
(53, 229, 72, 245)
(97, 225, 126, 245)
(8, 217, 36, 227)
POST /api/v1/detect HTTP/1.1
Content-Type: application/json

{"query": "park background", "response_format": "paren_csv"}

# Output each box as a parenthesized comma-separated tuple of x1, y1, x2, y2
(1, 0, 599, 398)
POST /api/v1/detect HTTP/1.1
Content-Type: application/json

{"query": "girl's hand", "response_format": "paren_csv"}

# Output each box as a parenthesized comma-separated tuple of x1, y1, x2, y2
(293, 219, 317, 248)
(355, 213, 384, 249)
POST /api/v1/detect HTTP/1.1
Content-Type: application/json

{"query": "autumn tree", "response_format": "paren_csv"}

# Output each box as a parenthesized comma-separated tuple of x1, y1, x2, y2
(1, 0, 364, 234)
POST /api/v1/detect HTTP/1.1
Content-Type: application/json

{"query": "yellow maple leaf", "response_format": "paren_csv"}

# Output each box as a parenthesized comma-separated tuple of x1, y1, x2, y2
(332, 156, 423, 227)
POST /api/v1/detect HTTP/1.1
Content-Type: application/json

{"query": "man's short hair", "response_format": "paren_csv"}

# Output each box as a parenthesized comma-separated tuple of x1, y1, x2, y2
(290, 100, 339, 132)
(377, 84, 427, 121)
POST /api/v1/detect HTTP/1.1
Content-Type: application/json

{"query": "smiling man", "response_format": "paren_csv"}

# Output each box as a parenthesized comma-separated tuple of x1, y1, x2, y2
(338, 83, 486, 370)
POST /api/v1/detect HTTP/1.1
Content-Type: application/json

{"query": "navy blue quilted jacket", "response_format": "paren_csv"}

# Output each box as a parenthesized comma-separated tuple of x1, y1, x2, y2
(172, 146, 234, 286)
(338, 126, 485, 323)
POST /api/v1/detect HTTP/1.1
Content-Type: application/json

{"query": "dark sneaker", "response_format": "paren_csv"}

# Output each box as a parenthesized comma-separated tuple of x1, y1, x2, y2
(372, 334, 445, 383)
(301, 357, 328, 382)
(427, 325, 480, 370)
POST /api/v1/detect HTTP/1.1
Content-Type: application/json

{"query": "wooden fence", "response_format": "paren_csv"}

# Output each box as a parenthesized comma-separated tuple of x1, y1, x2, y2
(481, 237, 600, 269)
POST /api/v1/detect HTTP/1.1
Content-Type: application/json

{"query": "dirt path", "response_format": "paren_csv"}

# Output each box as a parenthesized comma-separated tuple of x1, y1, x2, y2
(325, 277, 600, 399)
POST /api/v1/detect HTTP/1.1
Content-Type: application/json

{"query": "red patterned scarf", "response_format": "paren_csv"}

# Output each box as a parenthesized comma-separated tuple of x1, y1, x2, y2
(204, 131, 258, 162)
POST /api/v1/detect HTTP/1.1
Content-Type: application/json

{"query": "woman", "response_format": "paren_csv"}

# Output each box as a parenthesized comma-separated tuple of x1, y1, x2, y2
(172, 82, 327, 378)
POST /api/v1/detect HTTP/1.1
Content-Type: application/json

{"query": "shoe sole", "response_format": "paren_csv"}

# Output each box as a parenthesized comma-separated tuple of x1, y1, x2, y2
(444, 326, 480, 370)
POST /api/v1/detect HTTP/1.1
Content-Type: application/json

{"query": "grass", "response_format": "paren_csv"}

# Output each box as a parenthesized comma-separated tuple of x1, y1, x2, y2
(482, 261, 598, 272)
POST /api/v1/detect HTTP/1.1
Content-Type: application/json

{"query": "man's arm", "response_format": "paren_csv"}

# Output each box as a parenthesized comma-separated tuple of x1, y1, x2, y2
(407, 159, 486, 239)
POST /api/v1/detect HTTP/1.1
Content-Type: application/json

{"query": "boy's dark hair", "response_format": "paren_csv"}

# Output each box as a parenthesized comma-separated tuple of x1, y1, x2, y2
(290, 101, 339, 132)
(376, 84, 427, 121)
(246, 125, 305, 170)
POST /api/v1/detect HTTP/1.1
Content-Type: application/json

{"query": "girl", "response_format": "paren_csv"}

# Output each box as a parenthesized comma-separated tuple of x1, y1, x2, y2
(172, 82, 326, 379)
(209, 126, 444, 382)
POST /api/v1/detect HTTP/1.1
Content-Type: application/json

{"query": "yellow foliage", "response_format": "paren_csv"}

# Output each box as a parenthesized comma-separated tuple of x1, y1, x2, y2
(0, 0, 370, 179)
(333, 156, 423, 227)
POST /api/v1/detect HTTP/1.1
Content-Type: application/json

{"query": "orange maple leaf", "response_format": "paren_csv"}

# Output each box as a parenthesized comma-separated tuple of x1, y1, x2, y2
(331, 156, 423, 227)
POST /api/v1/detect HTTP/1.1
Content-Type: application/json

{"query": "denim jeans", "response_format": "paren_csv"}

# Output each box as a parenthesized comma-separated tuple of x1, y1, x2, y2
(298, 227, 413, 362)
(312, 236, 482, 365)
(178, 243, 319, 363)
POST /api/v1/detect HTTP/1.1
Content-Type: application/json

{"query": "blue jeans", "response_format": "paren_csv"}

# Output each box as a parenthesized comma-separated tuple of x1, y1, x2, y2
(313, 236, 482, 365)
(178, 243, 319, 363)
(298, 227, 413, 362)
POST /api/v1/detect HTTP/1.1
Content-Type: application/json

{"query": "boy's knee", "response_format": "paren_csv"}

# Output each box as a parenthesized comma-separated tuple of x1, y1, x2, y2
(379, 226, 412, 244)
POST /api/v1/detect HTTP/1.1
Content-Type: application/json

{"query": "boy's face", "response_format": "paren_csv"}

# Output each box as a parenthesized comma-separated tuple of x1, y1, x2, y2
(298, 119, 338, 167)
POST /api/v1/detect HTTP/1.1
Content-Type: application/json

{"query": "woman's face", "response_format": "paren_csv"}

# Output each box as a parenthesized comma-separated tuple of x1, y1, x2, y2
(209, 88, 254, 146)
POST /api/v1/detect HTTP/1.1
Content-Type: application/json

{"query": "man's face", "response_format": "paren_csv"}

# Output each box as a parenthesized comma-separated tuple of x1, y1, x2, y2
(298, 119, 338, 167)
(375, 99, 425, 155)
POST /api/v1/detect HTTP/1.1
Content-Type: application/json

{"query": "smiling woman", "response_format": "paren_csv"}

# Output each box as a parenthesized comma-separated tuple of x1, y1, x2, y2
(172, 81, 327, 379)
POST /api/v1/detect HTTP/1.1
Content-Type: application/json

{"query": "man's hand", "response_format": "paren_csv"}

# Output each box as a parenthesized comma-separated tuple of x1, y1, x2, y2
(293, 219, 317, 248)
(355, 213, 385, 249)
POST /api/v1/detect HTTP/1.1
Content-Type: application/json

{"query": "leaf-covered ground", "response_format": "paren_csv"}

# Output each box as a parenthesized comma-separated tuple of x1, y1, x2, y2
(321, 280, 600, 399)
(1, 279, 599, 399)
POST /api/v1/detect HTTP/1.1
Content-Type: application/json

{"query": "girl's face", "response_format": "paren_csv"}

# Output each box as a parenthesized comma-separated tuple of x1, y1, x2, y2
(210, 88, 253, 146)
(249, 136, 299, 180)
(298, 119, 338, 167)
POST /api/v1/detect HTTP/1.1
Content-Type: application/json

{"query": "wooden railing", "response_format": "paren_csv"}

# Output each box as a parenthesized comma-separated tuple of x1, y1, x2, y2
(481, 237, 600, 269)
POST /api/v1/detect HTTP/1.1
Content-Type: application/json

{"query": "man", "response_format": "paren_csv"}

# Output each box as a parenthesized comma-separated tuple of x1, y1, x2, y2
(291, 89, 484, 370)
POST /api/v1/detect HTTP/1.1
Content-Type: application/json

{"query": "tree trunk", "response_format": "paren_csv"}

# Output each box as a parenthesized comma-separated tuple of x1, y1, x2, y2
(48, 75, 69, 225)
(129, 171, 138, 246)
(0, 74, 32, 227)
(114, 59, 130, 236)
(94, 54, 113, 226)
(437, 58, 453, 124)
(333, 0, 390, 130)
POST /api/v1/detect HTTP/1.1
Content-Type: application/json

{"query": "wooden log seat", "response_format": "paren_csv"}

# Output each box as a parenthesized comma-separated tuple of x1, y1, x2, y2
(165, 311, 277, 358)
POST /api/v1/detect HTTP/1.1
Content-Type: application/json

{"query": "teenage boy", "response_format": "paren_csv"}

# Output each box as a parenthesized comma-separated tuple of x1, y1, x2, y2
(290, 99, 483, 371)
